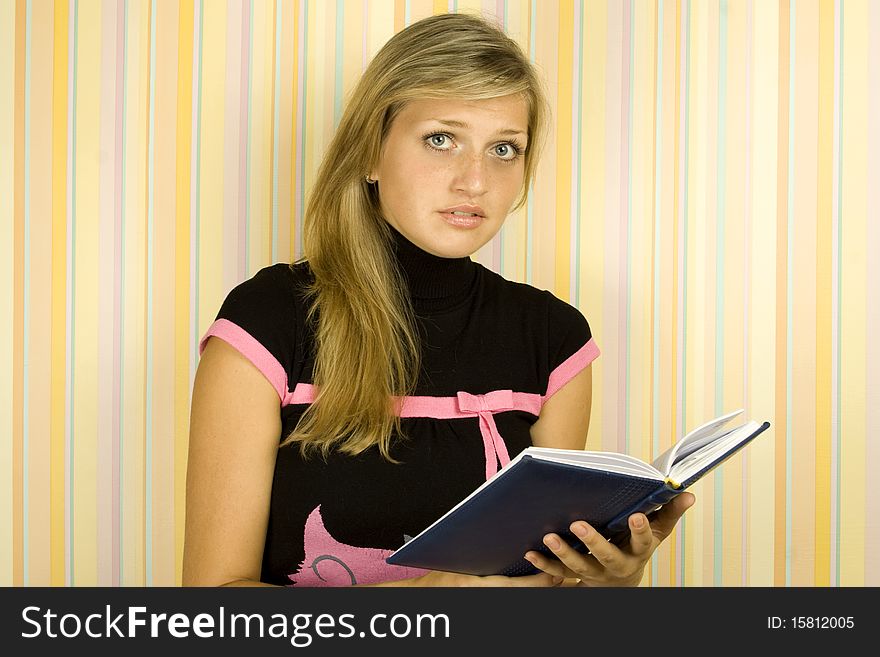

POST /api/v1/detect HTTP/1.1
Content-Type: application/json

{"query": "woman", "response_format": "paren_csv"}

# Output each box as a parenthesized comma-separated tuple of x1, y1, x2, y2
(182, 12, 693, 587)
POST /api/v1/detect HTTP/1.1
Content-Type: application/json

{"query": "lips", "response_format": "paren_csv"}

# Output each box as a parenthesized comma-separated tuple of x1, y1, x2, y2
(438, 204, 486, 217)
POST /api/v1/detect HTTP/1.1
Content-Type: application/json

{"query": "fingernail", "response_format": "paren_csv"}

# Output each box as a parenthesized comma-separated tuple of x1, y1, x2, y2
(552, 576, 564, 586)
(523, 553, 535, 564)
(571, 523, 589, 538)
(544, 535, 561, 550)
(632, 515, 645, 529)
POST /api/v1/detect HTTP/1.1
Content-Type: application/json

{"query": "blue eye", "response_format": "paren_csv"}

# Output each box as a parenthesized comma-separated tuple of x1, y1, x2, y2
(494, 142, 525, 162)
(424, 133, 452, 150)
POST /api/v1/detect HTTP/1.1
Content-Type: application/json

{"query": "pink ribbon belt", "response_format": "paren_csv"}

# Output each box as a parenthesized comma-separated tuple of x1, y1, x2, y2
(287, 383, 544, 481)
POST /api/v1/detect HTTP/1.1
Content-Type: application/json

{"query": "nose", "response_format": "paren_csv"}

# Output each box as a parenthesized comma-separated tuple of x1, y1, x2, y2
(452, 153, 487, 196)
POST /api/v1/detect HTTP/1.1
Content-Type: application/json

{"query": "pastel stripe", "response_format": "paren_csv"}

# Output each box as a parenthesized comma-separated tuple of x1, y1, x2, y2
(713, 0, 726, 586)
(3, 0, 879, 587)
(64, 0, 75, 586)
(0, 0, 16, 587)
(13, 0, 26, 588)
(840, 0, 868, 587)
(111, 0, 124, 589)
(145, 0, 157, 587)
(173, 0, 195, 587)
(553, 0, 573, 299)
(674, 0, 688, 587)
(814, 0, 834, 587)
(866, 0, 880, 586)
(570, 0, 582, 306)
(580, 0, 605, 455)
(22, 0, 31, 586)
(96, 0, 116, 586)
(774, 0, 789, 588)
(829, 0, 841, 587)
(49, 2, 69, 586)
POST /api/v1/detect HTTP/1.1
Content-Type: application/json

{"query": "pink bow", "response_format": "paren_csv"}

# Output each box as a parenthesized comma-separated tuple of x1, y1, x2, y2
(456, 390, 514, 480)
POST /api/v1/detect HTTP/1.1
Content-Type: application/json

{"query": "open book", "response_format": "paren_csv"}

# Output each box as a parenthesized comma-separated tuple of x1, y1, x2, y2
(386, 409, 770, 577)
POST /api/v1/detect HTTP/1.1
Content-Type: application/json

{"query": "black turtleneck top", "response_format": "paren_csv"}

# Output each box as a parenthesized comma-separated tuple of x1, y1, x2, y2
(200, 227, 598, 586)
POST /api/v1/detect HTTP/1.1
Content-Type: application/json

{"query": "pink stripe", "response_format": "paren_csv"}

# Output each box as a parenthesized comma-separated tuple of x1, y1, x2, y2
(200, 319, 287, 401)
(544, 338, 600, 400)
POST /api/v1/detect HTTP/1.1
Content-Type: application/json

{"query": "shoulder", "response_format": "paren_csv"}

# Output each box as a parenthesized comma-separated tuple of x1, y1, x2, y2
(477, 265, 592, 340)
(198, 262, 313, 401)
(221, 262, 311, 311)
(476, 265, 598, 391)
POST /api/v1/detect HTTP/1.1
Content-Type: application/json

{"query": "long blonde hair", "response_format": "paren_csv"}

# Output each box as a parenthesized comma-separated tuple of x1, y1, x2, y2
(283, 12, 550, 459)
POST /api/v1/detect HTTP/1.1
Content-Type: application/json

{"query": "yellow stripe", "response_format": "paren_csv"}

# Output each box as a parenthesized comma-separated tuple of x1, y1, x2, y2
(290, 0, 299, 260)
(250, 0, 271, 269)
(199, 0, 226, 333)
(749, 0, 779, 586)
(173, 0, 194, 588)
(773, 0, 790, 588)
(72, 0, 102, 585)
(553, 0, 573, 300)
(275, 0, 294, 264)
(721, 0, 747, 586)
(813, 0, 834, 587)
(631, 2, 654, 469)
(839, 0, 868, 587)
(669, 0, 681, 477)
(791, 0, 819, 586)
(121, 0, 150, 585)
(531, 0, 557, 293)
(0, 0, 17, 587)
(581, 0, 606, 452)
(28, 0, 55, 587)
(150, 0, 180, 586)
(50, 0, 68, 590)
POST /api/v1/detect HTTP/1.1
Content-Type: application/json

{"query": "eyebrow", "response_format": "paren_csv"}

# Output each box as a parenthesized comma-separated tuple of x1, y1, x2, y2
(426, 119, 528, 138)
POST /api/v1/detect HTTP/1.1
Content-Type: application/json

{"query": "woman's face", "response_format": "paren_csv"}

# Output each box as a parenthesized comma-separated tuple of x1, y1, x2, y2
(369, 94, 529, 258)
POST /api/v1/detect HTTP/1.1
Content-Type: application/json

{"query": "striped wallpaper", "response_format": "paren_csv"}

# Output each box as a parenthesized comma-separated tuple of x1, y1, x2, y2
(1, 0, 878, 587)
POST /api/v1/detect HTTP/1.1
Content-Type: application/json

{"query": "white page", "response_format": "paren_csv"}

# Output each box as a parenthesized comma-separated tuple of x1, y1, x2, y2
(652, 408, 745, 475)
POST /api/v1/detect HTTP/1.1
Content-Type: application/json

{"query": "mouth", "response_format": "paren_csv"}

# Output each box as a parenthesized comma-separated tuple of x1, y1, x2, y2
(438, 210, 485, 228)
(437, 205, 486, 229)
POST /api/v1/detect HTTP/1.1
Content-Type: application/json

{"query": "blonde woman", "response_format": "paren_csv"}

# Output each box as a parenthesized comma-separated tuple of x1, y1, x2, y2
(182, 12, 694, 587)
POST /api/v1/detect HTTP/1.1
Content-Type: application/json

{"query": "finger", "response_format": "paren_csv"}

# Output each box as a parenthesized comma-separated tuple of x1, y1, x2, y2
(649, 492, 696, 541)
(567, 522, 635, 577)
(624, 514, 654, 557)
(540, 530, 609, 579)
(481, 572, 563, 587)
(523, 549, 583, 580)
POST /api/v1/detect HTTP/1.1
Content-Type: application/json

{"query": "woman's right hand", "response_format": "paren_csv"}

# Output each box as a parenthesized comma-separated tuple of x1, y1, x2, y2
(403, 569, 564, 587)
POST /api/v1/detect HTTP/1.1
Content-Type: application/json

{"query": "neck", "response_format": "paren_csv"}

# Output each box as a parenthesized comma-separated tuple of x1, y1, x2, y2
(388, 224, 476, 311)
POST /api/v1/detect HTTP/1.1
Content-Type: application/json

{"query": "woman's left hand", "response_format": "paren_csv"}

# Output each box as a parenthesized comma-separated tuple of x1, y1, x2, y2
(523, 492, 696, 587)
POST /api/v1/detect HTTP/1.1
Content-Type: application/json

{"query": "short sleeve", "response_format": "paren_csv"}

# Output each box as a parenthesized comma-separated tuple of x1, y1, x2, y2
(198, 264, 300, 402)
(542, 293, 599, 400)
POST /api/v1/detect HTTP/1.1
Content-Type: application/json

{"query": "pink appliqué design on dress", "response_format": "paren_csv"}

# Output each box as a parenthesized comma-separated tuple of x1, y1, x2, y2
(287, 505, 428, 587)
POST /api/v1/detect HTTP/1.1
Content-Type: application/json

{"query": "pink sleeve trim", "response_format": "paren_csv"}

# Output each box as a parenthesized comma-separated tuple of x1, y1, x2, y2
(199, 318, 287, 402)
(543, 338, 600, 401)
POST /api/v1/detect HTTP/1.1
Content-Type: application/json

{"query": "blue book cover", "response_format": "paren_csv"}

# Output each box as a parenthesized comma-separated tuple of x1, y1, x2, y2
(386, 411, 771, 577)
